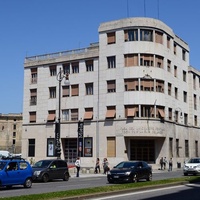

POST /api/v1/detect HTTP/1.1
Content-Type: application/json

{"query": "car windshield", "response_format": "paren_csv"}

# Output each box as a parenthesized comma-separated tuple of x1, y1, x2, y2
(33, 160, 52, 168)
(188, 158, 200, 163)
(0, 161, 7, 170)
(115, 162, 137, 168)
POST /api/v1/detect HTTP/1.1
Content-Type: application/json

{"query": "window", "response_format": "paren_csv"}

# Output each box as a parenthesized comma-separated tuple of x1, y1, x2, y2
(47, 110, 56, 122)
(84, 137, 93, 157)
(168, 108, 172, 120)
(175, 87, 178, 99)
(194, 94, 197, 110)
(72, 62, 79, 73)
(29, 112, 36, 123)
(195, 141, 198, 157)
(13, 124, 16, 130)
(194, 115, 197, 126)
(62, 109, 69, 121)
(107, 80, 116, 93)
(168, 83, 171, 95)
(184, 113, 188, 125)
(176, 139, 179, 157)
(156, 106, 165, 119)
(167, 60, 171, 72)
(174, 43, 177, 55)
(85, 83, 93, 95)
(140, 79, 154, 91)
(28, 139, 35, 157)
(62, 85, 70, 97)
(183, 91, 187, 102)
(71, 84, 79, 96)
(193, 74, 196, 90)
(183, 70, 187, 82)
(31, 68, 37, 84)
(107, 137, 116, 157)
(49, 87, 56, 99)
(30, 89, 37, 105)
(106, 106, 116, 119)
(175, 110, 178, 123)
(85, 60, 94, 71)
(49, 65, 57, 76)
(63, 63, 70, 74)
(140, 29, 153, 41)
(13, 132, 16, 138)
(124, 29, 138, 41)
(155, 55, 163, 68)
(185, 140, 189, 157)
(174, 65, 177, 77)
(167, 36, 170, 49)
(84, 108, 93, 120)
(155, 31, 163, 44)
(124, 79, 139, 91)
(13, 139, 15, 145)
(140, 54, 154, 66)
(169, 138, 173, 157)
(182, 49, 186, 61)
(107, 32, 116, 44)
(141, 105, 155, 118)
(124, 54, 138, 67)
(107, 56, 116, 68)
(71, 109, 78, 121)
(125, 105, 138, 118)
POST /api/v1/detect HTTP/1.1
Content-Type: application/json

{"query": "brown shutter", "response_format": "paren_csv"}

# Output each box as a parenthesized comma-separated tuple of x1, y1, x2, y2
(107, 137, 116, 157)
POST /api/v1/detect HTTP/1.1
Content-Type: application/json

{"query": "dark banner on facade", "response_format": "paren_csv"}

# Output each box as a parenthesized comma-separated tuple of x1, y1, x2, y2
(77, 121, 84, 157)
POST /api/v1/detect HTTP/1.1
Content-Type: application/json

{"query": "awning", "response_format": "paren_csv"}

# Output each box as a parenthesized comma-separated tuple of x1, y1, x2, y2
(84, 111, 93, 120)
(47, 113, 55, 121)
(158, 109, 165, 118)
(106, 109, 116, 118)
(127, 108, 136, 117)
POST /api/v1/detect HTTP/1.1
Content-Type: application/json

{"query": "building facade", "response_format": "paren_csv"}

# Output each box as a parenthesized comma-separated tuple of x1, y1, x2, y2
(22, 17, 200, 168)
(0, 113, 22, 154)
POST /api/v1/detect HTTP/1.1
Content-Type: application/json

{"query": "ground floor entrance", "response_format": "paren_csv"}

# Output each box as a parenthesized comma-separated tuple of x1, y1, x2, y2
(63, 138, 77, 164)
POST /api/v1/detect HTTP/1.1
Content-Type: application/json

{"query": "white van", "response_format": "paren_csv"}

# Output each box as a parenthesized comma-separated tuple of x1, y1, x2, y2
(0, 150, 10, 158)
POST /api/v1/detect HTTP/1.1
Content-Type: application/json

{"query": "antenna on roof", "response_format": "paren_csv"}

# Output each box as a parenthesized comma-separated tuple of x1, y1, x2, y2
(127, 0, 129, 17)
(144, 0, 146, 17)
(157, 0, 160, 19)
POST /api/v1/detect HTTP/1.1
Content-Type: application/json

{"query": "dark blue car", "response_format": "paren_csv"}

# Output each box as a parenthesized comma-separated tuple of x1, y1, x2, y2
(0, 157, 33, 188)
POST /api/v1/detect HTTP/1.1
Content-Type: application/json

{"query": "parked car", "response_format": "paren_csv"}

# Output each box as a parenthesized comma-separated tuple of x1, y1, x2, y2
(0, 151, 11, 158)
(32, 159, 70, 182)
(183, 157, 200, 176)
(0, 157, 33, 188)
(107, 161, 152, 183)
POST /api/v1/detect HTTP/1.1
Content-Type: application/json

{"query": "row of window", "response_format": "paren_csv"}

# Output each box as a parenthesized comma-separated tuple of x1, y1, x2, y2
(107, 28, 187, 61)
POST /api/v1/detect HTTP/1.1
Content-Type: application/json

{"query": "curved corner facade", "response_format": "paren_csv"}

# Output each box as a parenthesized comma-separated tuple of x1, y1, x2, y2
(22, 17, 200, 168)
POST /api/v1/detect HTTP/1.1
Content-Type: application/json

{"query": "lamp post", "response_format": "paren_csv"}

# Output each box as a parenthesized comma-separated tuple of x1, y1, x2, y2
(55, 67, 69, 159)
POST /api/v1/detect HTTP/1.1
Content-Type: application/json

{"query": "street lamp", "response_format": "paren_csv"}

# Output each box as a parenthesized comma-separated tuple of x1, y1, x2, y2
(55, 67, 69, 159)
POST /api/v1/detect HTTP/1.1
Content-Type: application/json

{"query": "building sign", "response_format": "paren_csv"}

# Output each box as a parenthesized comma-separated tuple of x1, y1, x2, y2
(77, 121, 84, 157)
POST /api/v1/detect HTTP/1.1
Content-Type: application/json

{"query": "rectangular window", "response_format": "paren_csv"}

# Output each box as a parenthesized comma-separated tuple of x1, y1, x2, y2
(182, 49, 186, 61)
(155, 31, 163, 44)
(84, 137, 93, 157)
(85, 60, 94, 71)
(176, 139, 179, 157)
(72, 62, 79, 73)
(168, 83, 171, 96)
(175, 87, 178, 99)
(195, 141, 198, 157)
(85, 83, 93, 95)
(124, 79, 139, 91)
(183, 70, 187, 82)
(13, 124, 16, 130)
(49, 87, 56, 99)
(194, 94, 197, 110)
(13, 132, 16, 138)
(28, 139, 35, 157)
(49, 65, 57, 76)
(185, 140, 189, 157)
(106, 106, 116, 119)
(140, 54, 154, 66)
(124, 29, 138, 41)
(30, 89, 37, 105)
(141, 105, 155, 118)
(107, 56, 116, 68)
(62, 85, 70, 97)
(168, 108, 172, 120)
(29, 112, 36, 123)
(174, 65, 177, 77)
(47, 110, 56, 122)
(107, 80, 116, 93)
(31, 68, 37, 84)
(63, 63, 70, 74)
(174, 43, 177, 55)
(167, 60, 171, 72)
(124, 105, 138, 118)
(184, 113, 188, 125)
(167, 36, 170, 49)
(194, 115, 197, 126)
(193, 74, 196, 90)
(169, 138, 173, 158)
(155, 55, 163, 68)
(62, 109, 69, 121)
(71, 109, 78, 121)
(107, 32, 116, 44)
(124, 54, 138, 67)
(71, 84, 79, 96)
(107, 137, 116, 157)
(183, 91, 187, 103)
(140, 79, 154, 91)
(84, 108, 93, 120)
(140, 29, 153, 41)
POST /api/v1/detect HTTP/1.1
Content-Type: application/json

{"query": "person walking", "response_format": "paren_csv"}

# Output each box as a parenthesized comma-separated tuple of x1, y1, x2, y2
(159, 157, 164, 170)
(75, 157, 81, 177)
(168, 158, 173, 171)
(102, 158, 109, 174)
(163, 157, 167, 170)
(94, 158, 100, 174)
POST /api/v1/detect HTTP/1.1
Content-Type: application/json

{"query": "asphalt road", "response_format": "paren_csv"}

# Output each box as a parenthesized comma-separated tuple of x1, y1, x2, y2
(0, 170, 183, 198)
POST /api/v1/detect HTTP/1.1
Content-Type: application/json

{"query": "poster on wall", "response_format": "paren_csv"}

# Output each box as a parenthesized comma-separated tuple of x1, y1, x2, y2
(47, 138, 54, 157)
(84, 137, 92, 157)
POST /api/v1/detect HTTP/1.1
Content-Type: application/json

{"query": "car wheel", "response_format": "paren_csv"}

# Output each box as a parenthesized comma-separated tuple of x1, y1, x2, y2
(24, 178, 32, 188)
(63, 172, 70, 181)
(146, 173, 152, 181)
(184, 173, 188, 176)
(42, 174, 49, 182)
(132, 174, 138, 183)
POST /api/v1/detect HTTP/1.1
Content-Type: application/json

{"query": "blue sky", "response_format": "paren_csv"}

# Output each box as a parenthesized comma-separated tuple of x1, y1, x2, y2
(0, 0, 199, 114)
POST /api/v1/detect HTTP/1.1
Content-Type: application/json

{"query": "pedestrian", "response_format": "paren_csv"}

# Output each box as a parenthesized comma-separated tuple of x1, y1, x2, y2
(102, 158, 109, 174)
(163, 157, 167, 170)
(169, 158, 173, 171)
(159, 157, 164, 170)
(75, 157, 81, 177)
(94, 158, 100, 174)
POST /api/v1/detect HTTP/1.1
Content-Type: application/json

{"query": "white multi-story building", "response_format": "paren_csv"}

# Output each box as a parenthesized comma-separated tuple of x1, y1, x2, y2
(22, 17, 200, 168)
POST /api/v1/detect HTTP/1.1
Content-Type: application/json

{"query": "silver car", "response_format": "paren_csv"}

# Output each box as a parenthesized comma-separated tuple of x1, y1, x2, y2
(183, 158, 200, 176)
